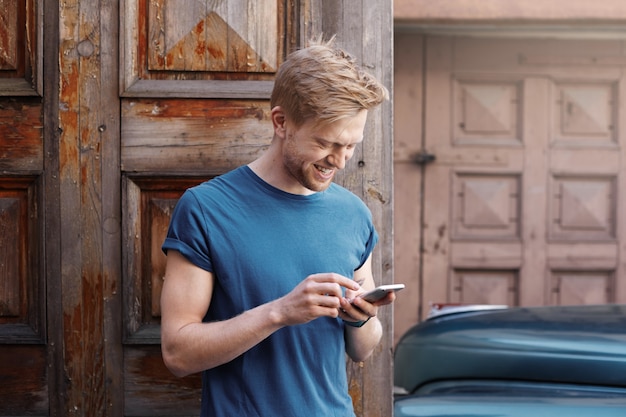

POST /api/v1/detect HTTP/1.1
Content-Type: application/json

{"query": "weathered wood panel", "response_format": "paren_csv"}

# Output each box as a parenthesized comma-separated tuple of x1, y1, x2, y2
(0, 0, 40, 96)
(122, 0, 295, 94)
(57, 0, 122, 414)
(148, 0, 278, 72)
(121, 98, 272, 174)
(123, 176, 205, 343)
(0, 98, 43, 171)
(0, 175, 44, 343)
(0, 193, 21, 316)
(0, 345, 48, 415)
(0, 0, 19, 70)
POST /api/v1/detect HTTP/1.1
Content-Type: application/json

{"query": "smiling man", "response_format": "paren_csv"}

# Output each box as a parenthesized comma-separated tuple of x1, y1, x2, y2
(160, 36, 392, 417)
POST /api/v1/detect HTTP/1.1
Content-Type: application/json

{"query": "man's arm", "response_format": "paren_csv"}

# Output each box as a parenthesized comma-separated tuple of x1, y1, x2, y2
(341, 255, 395, 362)
(160, 250, 362, 376)
(160, 250, 286, 376)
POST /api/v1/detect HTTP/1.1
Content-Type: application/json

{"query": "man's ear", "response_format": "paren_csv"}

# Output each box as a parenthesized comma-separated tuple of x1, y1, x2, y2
(271, 106, 286, 137)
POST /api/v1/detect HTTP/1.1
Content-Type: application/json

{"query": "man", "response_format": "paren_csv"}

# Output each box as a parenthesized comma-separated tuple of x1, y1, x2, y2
(160, 37, 393, 417)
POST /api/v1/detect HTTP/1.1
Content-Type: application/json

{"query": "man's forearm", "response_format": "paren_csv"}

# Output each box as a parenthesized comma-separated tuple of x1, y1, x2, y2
(344, 316, 383, 362)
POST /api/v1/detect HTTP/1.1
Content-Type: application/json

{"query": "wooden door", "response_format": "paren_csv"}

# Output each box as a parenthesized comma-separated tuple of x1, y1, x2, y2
(120, 1, 392, 415)
(0, 0, 52, 414)
(396, 35, 626, 329)
(1, 1, 393, 416)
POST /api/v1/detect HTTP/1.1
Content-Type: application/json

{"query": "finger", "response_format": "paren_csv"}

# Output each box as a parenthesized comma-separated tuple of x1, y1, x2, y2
(309, 272, 360, 291)
(340, 298, 374, 321)
(348, 297, 377, 317)
(316, 293, 342, 308)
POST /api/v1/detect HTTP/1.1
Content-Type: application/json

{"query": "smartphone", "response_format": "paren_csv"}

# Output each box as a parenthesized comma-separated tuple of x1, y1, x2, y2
(356, 284, 405, 303)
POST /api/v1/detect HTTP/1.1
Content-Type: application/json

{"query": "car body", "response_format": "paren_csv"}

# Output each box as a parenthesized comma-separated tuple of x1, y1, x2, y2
(394, 304, 626, 417)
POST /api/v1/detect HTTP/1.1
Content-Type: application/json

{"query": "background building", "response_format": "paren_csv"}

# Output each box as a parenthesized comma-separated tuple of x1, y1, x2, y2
(394, 0, 626, 343)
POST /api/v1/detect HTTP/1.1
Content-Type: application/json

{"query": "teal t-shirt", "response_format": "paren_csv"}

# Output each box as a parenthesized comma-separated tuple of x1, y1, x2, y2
(163, 165, 378, 417)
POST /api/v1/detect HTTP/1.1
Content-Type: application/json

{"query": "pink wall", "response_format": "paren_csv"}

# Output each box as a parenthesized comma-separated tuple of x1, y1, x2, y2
(395, 0, 626, 23)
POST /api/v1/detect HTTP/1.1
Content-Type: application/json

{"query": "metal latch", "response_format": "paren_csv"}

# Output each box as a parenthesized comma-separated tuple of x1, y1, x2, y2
(413, 150, 436, 166)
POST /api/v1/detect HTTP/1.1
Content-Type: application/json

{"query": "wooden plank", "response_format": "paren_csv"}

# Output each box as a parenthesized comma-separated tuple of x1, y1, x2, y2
(121, 98, 272, 174)
(615, 60, 626, 304)
(393, 33, 424, 343)
(100, 0, 124, 414)
(148, 0, 166, 70)
(58, 0, 112, 413)
(121, 79, 274, 99)
(42, 0, 64, 413)
(519, 78, 550, 306)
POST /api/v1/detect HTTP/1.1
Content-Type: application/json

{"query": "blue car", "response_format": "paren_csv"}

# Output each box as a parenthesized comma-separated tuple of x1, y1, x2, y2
(394, 304, 626, 417)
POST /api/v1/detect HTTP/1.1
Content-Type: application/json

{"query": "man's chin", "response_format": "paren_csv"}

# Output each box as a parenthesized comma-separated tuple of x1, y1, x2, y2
(304, 178, 332, 193)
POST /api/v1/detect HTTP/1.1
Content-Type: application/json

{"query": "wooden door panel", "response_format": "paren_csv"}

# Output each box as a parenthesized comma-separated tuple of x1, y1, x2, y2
(122, 0, 296, 96)
(0, 0, 39, 95)
(451, 173, 521, 240)
(123, 176, 206, 343)
(451, 270, 518, 305)
(550, 271, 614, 305)
(124, 347, 202, 416)
(0, 345, 47, 415)
(147, 0, 279, 73)
(549, 175, 616, 241)
(0, 98, 43, 172)
(0, 176, 44, 342)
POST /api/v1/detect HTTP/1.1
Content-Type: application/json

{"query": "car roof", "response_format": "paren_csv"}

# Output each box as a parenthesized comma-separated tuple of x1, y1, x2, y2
(394, 304, 626, 393)
(395, 393, 626, 417)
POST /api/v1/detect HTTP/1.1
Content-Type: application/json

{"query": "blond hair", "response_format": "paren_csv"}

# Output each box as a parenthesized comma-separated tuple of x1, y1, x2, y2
(270, 36, 388, 127)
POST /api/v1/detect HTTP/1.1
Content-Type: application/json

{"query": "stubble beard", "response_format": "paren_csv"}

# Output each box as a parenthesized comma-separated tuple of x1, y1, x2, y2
(283, 138, 333, 193)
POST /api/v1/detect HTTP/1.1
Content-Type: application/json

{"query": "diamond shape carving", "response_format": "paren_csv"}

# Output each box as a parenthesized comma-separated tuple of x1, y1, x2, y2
(553, 83, 616, 144)
(463, 179, 510, 228)
(561, 85, 611, 135)
(149, 0, 277, 72)
(463, 84, 512, 133)
(561, 181, 609, 230)
(453, 174, 520, 239)
(551, 176, 615, 240)
(455, 80, 521, 145)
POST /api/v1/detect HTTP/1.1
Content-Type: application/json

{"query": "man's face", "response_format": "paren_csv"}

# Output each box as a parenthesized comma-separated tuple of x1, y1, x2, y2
(280, 110, 368, 193)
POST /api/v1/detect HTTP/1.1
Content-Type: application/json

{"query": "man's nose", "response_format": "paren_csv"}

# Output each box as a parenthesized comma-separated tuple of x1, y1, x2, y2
(327, 148, 349, 170)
